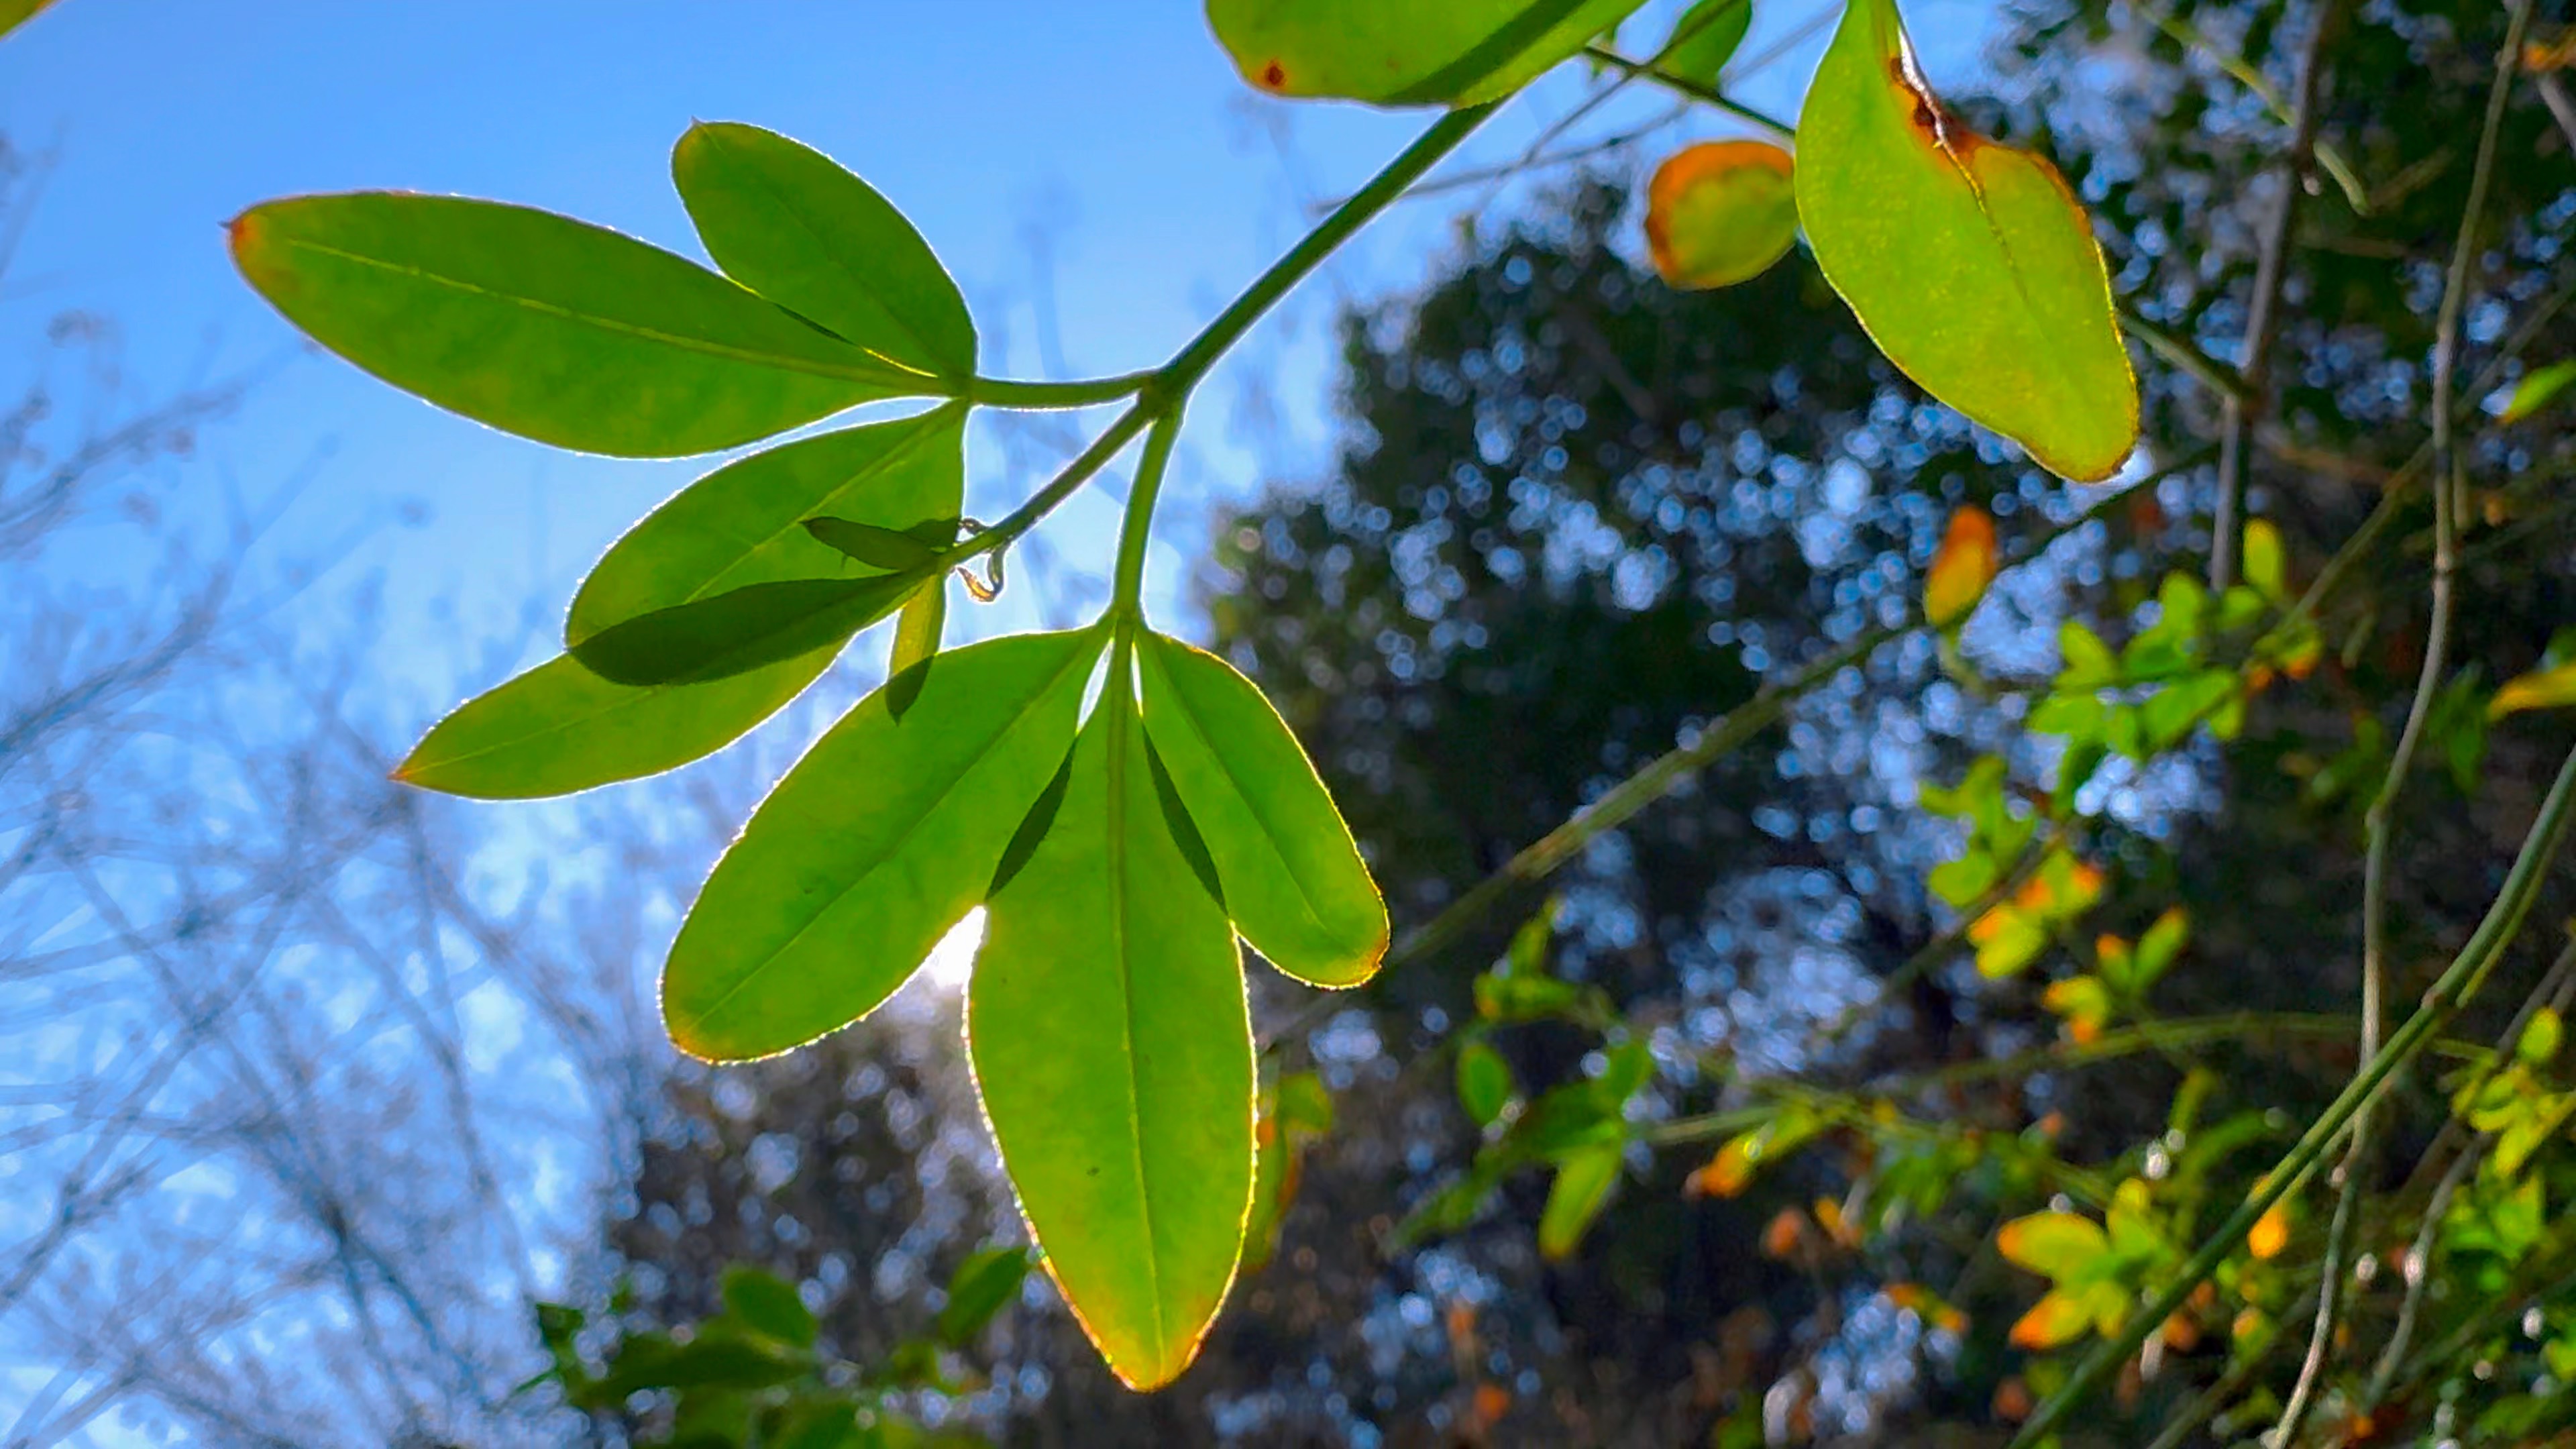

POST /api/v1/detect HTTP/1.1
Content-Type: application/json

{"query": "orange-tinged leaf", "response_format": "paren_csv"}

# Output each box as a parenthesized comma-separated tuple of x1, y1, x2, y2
(1923, 506, 1999, 628)
(2490, 662, 2576, 720)
(2008, 1290, 2092, 1350)
(1645, 140, 1799, 291)
(1762, 1207, 1807, 1259)
(1690, 1136, 1757, 1197)
(1796, 0, 2139, 480)
(2247, 1201, 2290, 1260)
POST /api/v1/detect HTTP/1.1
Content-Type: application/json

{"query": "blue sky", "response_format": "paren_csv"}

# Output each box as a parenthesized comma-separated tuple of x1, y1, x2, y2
(1, 0, 1998, 716)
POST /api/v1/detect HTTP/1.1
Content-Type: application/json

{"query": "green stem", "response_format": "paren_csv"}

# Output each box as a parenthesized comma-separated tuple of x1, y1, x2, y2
(1112, 408, 1184, 618)
(2007, 735, 2576, 1449)
(963, 107, 1498, 600)
(965, 371, 1158, 409)
(1157, 106, 1497, 394)
(1579, 45, 1795, 138)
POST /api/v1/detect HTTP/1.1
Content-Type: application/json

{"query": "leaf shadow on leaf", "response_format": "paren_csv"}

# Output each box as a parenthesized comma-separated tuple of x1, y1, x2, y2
(570, 572, 921, 686)
(1143, 734, 1228, 912)
(987, 745, 1078, 897)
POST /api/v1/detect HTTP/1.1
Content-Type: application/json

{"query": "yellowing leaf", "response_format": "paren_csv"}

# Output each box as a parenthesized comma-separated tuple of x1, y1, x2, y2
(1997, 1211, 2108, 1278)
(1923, 505, 1999, 628)
(2489, 662, 2576, 720)
(1796, 0, 2139, 480)
(2241, 518, 2287, 601)
(1205, 0, 1649, 107)
(1645, 140, 1799, 291)
(2008, 1290, 2091, 1350)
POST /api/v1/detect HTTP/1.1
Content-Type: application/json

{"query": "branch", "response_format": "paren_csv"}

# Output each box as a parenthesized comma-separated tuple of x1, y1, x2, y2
(2008, 730, 2576, 1448)
(2210, 0, 2349, 594)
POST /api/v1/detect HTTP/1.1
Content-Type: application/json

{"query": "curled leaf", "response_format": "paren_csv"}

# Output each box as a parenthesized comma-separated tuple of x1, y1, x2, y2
(1645, 140, 1798, 291)
(1796, 0, 2139, 480)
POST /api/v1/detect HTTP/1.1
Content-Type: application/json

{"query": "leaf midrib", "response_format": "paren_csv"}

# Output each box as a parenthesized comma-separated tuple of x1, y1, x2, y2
(1102, 686, 1173, 1368)
(268, 231, 932, 389)
(680, 636, 1095, 1042)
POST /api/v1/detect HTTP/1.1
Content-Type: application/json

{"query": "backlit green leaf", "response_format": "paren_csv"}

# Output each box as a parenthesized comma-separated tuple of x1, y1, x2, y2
(1997, 1210, 2108, 1280)
(1656, 0, 1751, 85)
(664, 628, 1099, 1060)
(231, 194, 932, 458)
(969, 698, 1254, 1391)
(396, 651, 828, 800)
(1206, 0, 1649, 107)
(568, 406, 965, 646)
(570, 573, 922, 687)
(1796, 0, 2138, 481)
(674, 121, 977, 380)
(1644, 140, 1798, 291)
(1136, 632, 1388, 987)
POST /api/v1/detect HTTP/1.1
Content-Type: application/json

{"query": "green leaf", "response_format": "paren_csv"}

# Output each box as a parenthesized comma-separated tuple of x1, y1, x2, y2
(2241, 518, 2288, 602)
(1507, 898, 1560, 976)
(568, 407, 965, 647)
(888, 578, 948, 714)
(2519, 1006, 2564, 1067)
(721, 1267, 817, 1348)
(1645, 140, 1799, 291)
(968, 697, 1255, 1391)
(1136, 633, 1388, 987)
(1997, 1211, 2108, 1281)
(2132, 906, 2189, 992)
(1656, 0, 1751, 84)
(673, 121, 976, 380)
(936, 1246, 1035, 1346)
(1537, 1141, 1623, 1260)
(231, 194, 930, 458)
(2058, 621, 2118, 688)
(1455, 1039, 1515, 1127)
(396, 651, 828, 800)
(663, 629, 1099, 1060)
(1473, 969, 1585, 1021)
(1795, 0, 2137, 481)
(1205, 0, 1650, 107)
(570, 573, 923, 687)
(803, 517, 947, 571)
(2500, 359, 2576, 423)
(1273, 1071, 1336, 1138)
(589, 1334, 805, 1400)
(0, 0, 58, 40)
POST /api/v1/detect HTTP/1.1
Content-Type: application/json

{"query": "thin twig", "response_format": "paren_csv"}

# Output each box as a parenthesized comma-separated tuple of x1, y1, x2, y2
(2211, 0, 2349, 594)
(2271, 9, 2528, 1440)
